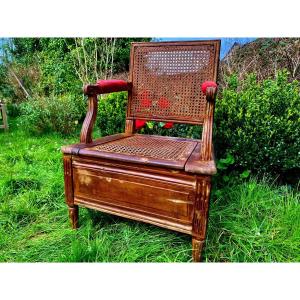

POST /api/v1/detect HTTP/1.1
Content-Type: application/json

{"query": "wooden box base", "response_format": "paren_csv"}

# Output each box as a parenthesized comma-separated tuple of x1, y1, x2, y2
(63, 154, 212, 262)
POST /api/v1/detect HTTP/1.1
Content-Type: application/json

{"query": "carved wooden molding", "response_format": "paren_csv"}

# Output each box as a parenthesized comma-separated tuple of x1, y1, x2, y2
(192, 176, 211, 240)
(63, 155, 74, 206)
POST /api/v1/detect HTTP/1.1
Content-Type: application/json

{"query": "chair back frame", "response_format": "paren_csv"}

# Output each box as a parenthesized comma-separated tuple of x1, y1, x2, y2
(126, 40, 220, 125)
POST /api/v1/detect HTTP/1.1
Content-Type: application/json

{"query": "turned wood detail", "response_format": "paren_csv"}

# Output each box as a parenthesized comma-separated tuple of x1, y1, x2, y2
(80, 95, 98, 144)
(192, 176, 212, 240)
(200, 87, 217, 161)
(125, 119, 134, 134)
(192, 238, 205, 262)
(68, 205, 79, 229)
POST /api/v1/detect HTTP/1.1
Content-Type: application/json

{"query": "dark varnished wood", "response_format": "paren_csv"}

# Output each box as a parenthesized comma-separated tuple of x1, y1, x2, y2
(62, 40, 220, 262)
(72, 155, 198, 234)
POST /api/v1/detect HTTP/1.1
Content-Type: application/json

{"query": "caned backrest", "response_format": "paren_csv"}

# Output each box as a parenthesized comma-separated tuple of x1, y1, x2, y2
(127, 40, 220, 125)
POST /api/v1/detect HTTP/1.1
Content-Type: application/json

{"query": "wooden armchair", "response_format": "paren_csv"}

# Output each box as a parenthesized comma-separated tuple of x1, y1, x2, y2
(62, 40, 220, 262)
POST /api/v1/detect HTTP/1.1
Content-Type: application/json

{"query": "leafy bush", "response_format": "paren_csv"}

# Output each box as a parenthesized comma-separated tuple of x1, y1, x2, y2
(5, 101, 22, 117)
(97, 92, 127, 136)
(215, 70, 300, 177)
(139, 121, 201, 139)
(19, 94, 86, 135)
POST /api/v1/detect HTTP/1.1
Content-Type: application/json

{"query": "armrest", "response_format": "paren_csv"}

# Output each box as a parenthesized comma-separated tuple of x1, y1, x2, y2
(84, 80, 132, 95)
(80, 80, 131, 143)
(201, 81, 217, 101)
(185, 144, 217, 175)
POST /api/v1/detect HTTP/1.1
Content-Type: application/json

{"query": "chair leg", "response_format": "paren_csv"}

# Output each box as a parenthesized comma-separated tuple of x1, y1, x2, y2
(192, 238, 205, 262)
(68, 205, 79, 229)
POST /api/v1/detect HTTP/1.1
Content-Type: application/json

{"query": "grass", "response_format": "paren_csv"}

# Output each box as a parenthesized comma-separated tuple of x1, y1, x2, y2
(0, 120, 299, 262)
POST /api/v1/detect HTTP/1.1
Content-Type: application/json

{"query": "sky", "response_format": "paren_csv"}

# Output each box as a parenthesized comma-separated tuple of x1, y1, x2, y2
(154, 38, 256, 59)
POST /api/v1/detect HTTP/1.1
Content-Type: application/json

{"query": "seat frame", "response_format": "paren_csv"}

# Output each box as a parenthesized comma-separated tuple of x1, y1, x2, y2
(62, 40, 220, 262)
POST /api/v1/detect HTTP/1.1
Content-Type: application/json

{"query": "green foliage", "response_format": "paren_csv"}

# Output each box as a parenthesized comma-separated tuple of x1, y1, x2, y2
(215, 70, 300, 178)
(37, 39, 81, 96)
(207, 177, 300, 262)
(214, 153, 250, 188)
(0, 64, 14, 99)
(113, 38, 150, 72)
(19, 94, 86, 135)
(2, 38, 150, 105)
(5, 102, 22, 117)
(97, 92, 128, 137)
(217, 153, 235, 170)
(140, 121, 202, 139)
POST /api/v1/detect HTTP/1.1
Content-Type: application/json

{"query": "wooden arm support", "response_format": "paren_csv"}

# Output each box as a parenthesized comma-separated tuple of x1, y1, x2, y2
(80, 95, 98, 144)
(80, 80, 132, 144)
(200, 86, 217, 161)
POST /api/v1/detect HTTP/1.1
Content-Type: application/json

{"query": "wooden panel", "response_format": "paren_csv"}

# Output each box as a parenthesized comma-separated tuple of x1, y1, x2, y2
(75, 197, 192, 235)
(73, 163, 195, 224)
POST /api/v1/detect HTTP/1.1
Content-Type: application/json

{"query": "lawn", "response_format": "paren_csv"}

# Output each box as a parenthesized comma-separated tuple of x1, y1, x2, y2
(0, 120, 299, 262)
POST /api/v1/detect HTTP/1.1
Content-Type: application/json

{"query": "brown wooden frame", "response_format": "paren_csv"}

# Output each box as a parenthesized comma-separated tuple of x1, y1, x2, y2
(62, 40, 220, 262)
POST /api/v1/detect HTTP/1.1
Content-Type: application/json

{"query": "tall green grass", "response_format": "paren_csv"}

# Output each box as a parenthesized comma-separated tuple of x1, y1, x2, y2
(0, 120, 299, 262)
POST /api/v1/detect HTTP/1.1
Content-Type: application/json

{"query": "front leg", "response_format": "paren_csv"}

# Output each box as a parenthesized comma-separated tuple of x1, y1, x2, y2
(63, 155, 78, 229)
(192, 238, 205, 262)
(192, 176, 212, 262)
(68, 205, 79, 229)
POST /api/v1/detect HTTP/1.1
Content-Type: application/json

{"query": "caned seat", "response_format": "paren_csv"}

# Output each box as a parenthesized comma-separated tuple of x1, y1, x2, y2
(62, 40, 221, 262)
(82, 134, 199, 169)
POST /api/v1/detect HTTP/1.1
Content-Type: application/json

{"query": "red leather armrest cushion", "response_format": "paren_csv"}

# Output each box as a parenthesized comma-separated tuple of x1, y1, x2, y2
(96, 79, 130, 94)
(201, 81, 218, 94)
